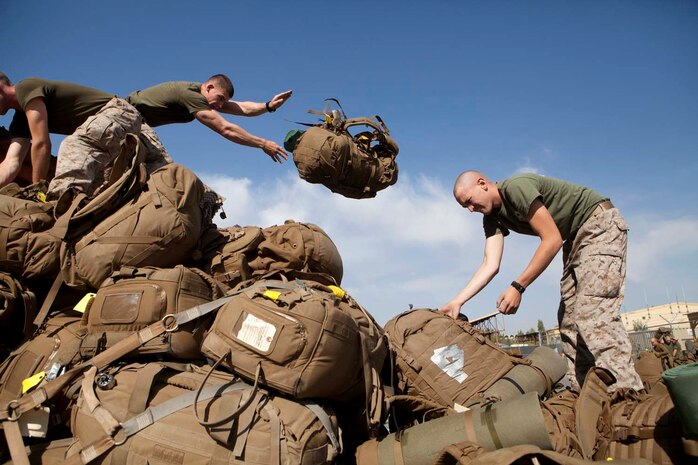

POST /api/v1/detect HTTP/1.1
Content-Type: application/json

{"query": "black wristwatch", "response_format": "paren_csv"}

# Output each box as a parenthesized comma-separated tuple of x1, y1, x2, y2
(510, 280, 526, 294)
(265, 101, 276, 113)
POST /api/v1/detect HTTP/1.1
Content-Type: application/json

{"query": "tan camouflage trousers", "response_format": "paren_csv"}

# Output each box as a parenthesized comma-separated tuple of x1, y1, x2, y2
(557, 207, 644, 392)
(48, 97, 172, 197)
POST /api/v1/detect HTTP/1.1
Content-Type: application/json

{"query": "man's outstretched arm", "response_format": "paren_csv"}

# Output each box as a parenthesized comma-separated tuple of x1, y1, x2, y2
(220, 90, 293, 117)
(194, 109, 288, 163)
(439, 233, 505, 319)
(496, 199, 563, 315)
(0, 138, 30, 187)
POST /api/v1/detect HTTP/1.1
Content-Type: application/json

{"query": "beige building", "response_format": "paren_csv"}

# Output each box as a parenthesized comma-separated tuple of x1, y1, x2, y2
(621, 301, 698, 340)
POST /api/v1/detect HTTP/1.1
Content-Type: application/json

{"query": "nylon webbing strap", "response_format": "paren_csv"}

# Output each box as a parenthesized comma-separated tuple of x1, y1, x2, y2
(392, 435, 405, 465)
(122, 382, 250, 437)
(3, 419, 30, 465)
(72, 382, 253, 465)
(49, 192, 87, 241)
(231, 390, 264, 458)
(500, 376, 526, 395)
(3, 293, 238, 421)
(32, 272, 64, 328)
(302, 401, 340, 458)
(483, 403, 503, 449)
(267, 405, 281, 465)
(0, 227, 10, 261)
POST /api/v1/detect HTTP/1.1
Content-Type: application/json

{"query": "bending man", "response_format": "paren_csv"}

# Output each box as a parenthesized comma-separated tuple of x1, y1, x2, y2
(439, 171, 643, 392)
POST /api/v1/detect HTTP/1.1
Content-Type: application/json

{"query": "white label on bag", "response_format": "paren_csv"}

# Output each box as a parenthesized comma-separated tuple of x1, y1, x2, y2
(431, 344, 468, 383)
(237, 313, 277, 352)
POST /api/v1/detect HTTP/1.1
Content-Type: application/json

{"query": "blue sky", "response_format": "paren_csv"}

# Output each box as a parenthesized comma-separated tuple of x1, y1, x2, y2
(3, 1, 697, 332)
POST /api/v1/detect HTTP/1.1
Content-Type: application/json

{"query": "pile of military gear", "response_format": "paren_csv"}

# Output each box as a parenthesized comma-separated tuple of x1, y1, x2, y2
(1, 134, 696, 465)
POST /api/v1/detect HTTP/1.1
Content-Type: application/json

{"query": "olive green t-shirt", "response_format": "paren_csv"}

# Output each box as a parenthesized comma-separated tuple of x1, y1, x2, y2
(483, 174, 606, 240)
(9, 78, 113, 138)
(125, 82, 212, 127)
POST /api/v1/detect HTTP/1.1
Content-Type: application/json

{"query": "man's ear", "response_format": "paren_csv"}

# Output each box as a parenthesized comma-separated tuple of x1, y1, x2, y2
(478, 177, 488, 190)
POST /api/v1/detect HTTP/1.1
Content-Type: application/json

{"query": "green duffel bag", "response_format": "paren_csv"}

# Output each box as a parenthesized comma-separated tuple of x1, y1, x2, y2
(662, 362, 698, 439)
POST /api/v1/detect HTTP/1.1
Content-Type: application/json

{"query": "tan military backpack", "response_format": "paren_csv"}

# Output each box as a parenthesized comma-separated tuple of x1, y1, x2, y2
(80, 265, 221, 359)
(289, 102, 399, 199)
(201, 278, 385, 402)
(607, 391, 686, 464)
(69, 362, 340, 465)
(0, 271, 37, 350)
(60, 162, 206, 290)
(202, 220, 344, 290)
(0, 315, 87, 440)
(383, 309, 526, 424)
(0, 193, 60, 280)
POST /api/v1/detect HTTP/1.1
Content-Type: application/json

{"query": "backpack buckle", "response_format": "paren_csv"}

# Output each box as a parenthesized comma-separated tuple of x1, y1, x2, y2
(161, 314, 179, 332)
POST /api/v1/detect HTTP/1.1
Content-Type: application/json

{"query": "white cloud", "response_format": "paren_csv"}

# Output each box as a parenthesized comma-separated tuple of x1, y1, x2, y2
(199, 171, 698, 331)
(626, 216, 698, 282)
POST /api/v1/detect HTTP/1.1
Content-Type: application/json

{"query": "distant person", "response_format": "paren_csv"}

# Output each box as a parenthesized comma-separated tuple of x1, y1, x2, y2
(125, 75, 292, 163)
(651, 337, 671, 370)
(0, 72, 169, 197)
(439, 171, 643, 392)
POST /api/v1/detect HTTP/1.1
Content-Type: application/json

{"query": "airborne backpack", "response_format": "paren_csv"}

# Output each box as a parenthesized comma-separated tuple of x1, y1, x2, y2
(288, 100, 399, 199)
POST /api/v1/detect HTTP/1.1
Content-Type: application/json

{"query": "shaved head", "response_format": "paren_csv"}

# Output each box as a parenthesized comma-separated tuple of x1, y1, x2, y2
(452, 170, 500, 215)
(453, 170, 487, 197)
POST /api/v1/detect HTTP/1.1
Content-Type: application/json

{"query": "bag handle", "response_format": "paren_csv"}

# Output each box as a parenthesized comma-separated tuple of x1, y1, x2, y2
(65, 366, 253, 465)
(193, 354, 262, 427)
(1, 289, 248, 422)
(343, 116, 390, 135)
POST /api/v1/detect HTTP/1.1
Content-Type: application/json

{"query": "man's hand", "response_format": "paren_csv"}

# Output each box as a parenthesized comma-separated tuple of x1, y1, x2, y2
(438, 300, 463, 319)
(268, 90, 292, 111)
(496, 286, 522, 315)
(261, 140, 288, 163)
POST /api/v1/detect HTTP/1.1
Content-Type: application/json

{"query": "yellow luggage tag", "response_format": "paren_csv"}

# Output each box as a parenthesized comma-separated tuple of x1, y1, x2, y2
(36, 192, 47, 203)
(327, 286, 345, 299)
(22, 372, 46, 394)
(263, 290, 281, 301)
(73, 293, 96, 313)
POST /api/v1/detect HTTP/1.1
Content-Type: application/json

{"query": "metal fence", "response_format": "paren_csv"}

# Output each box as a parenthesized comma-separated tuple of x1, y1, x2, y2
(629, 330, 654, 355)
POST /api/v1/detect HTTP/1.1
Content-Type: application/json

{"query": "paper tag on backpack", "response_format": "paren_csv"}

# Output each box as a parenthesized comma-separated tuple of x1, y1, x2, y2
(431, 344, 468, 383)
(237, 313, 277, 352)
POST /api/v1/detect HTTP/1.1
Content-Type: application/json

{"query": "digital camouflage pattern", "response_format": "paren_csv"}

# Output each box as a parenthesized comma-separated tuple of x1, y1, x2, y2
(48, 98, 171, 197)
(557, 207, 643, 392)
